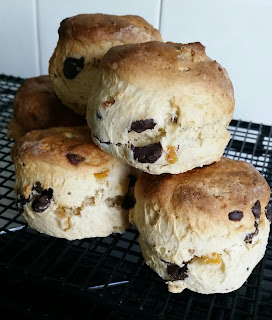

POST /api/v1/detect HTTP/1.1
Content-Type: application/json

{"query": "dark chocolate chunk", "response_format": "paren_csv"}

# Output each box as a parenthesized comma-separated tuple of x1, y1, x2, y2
(167, 263, 188, 281)
(16, 189, 29, 214)
(245, 221, 259, 244)
(96, 113, 102, 120)
(265, 204, 271, 221)
(66, 153, 85, 166)
(122, 194, 136, 210)
(132, 143, 162, 163)
(31, 188, 53, 213)
(32, 181, 43, 194)
(63, 56, 84, 79)
(251, 200, 261, 219)
(244, 231, 257, 244)
(129, 119, 156, 133)
(228, 210, 243, 221)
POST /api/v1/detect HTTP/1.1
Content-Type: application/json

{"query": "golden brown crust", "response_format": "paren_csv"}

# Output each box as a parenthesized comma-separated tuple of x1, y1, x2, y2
(58, 14, 162, 43)
(135, 157, 271, 232)
(11, 126, 115, 172)
(13, 76, 85, 132)
(100, 41, 234, 115)
(7, 118, 27, 141)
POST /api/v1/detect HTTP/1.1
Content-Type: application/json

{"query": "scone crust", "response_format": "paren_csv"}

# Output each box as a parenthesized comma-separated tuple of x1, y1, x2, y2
(133, 157, 271, 235)
(11, 126, 117, 175)
(12, 75, 84, 132)
(7, 118, 27, 141)
(100, 41, 234, 116)
(58, 14, 162, 44)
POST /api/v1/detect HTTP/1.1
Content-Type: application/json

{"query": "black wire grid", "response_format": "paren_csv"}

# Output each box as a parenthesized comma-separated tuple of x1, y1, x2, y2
(0, 74, 271, 320)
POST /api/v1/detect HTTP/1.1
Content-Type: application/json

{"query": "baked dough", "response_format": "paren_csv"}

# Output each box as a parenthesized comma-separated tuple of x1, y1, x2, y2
(49, 14, 162, 115)
(129, 157, 271, 293)
(11, 126, 136, 240)
(86, 42, 235, 174)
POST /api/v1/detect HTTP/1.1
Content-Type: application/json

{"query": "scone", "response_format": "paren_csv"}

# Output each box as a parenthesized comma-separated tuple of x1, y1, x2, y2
(49, 14, 162, 116)
(7, 75, 84, 141)
(129, 157, 271, 294)
(86, 41, 235, 175)
(11, 126, 137, 240)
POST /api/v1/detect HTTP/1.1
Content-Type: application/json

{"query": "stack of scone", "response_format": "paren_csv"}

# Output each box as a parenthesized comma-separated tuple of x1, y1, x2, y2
(9, 13, 271, 295)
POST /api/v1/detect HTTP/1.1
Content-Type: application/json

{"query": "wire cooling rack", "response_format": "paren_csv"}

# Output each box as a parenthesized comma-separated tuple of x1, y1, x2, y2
(0, 74, 271, 319)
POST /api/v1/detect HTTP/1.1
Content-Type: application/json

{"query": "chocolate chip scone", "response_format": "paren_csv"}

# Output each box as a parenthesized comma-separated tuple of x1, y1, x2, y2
(49, 14, 162, 116)
(86, 41, 235, 175)
(7, 75, 84, 141)
(129, 157, 271, 294)
(11, 126, 137, 240)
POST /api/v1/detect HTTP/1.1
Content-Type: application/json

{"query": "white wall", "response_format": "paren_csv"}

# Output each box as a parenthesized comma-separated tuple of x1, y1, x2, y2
(0, 0, 271, 124)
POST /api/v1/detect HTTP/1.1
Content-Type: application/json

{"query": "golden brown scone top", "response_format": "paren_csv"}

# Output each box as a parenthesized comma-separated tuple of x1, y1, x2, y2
(11, 126, 117, 172)
(100, 41, 234, 111)
(135, 157, 271, 233)
(58, 14, 162, 43)
(13, 76, 84, 132)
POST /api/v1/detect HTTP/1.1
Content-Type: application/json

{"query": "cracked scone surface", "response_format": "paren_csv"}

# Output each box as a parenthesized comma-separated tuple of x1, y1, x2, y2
(86, 41, 235, 175)
(49, 13, 162, 116)
(11, 126, 135, 240)
(7, 75, 84, 141)
(129, 157, 271, 294)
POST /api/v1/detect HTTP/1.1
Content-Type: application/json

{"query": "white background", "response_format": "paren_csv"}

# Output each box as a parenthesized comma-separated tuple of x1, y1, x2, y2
(0, 0, 271, 124)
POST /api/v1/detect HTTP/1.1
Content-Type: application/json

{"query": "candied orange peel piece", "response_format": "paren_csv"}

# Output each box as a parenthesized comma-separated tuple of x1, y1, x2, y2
(166, 146, 178, 164)
(94, 169, 109, 179)
(202, 253, 221, 264)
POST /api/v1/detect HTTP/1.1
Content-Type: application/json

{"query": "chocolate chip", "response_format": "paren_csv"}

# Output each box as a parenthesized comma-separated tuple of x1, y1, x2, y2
(122, 194, 135, 210)
(31, 188, 53, 213)
(132, 143, 162, 163)
(251, 200, 261, 219)
(129, 119, 156, 133)
(228, 210, 243, 221)
(63, 57, 84, 79)
(32, 181, 43, 194)
(245, 221, 259, 244)
(96, 113, 102, 120)
(167, 263, 188, 280)
(244, 230, 258, 243)
(16, 189, 29, 214)
(66, 153, 85, 166)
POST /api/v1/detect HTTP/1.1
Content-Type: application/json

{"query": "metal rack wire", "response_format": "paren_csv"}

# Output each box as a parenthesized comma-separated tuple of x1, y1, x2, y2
(0, 74, 271, 319)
